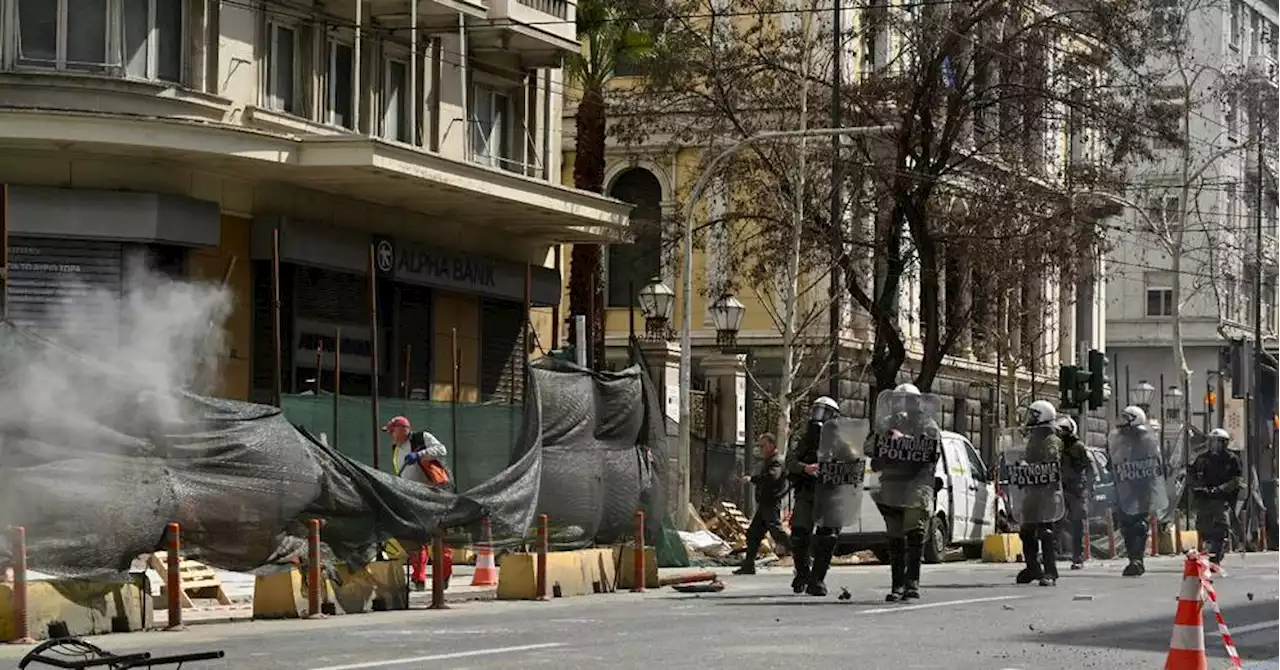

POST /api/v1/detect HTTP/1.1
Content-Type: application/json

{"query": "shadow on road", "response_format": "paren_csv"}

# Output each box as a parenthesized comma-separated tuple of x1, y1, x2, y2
(707, 598, 887, 607)
(1018, 600, 1280, 661)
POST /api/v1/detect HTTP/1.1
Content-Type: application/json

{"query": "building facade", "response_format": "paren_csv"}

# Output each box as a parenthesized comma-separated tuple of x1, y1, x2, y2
(0, 0, 628, 414)
(1106, 0, 1279, 435)
(564, 1, 1113, 464)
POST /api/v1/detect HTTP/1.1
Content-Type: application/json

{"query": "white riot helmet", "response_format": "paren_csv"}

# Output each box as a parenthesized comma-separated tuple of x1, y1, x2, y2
(895, 383, 921, 396)
(1208, 427, 1230, 450)
(1055, 416, 1078, 438)
(811, 396, 840, 422)
(1025, 400, 1057, 427)
(1119, 405, 1147, 428)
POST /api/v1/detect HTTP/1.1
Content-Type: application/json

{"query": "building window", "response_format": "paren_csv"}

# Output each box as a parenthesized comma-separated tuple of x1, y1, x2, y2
(382, 58, 410, 143)
(327, 41, 354, 129)
(1146, 287, 1174, 317)
(606, 168, 663, 308)
(15, 0, 183, 82)
(1230, 1, 1241, 48)
(266, 22, 297, 113)
(470, 84, 512, 169)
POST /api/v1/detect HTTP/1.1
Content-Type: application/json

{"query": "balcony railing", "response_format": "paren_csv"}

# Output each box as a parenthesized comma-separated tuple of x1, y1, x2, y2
(515, 0, 569, 20)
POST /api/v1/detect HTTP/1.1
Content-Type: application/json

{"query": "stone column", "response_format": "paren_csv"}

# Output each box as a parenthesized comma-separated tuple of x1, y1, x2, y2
(702, 353, 748, 446)
(638, 339, 683, 519)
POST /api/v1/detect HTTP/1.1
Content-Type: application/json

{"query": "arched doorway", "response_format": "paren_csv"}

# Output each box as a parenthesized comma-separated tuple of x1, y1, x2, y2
(606, 168, 663, 308)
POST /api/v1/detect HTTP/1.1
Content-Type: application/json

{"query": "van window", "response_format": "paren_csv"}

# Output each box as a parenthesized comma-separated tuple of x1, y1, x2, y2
(964, 442, 989, 482)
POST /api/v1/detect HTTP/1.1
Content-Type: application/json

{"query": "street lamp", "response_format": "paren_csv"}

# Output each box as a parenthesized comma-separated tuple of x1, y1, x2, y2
(710, 293, 746, 349)
(637, 277, 674, 340)
(1132, 380, 1156, 411)
(676, 124, 895, 527)
(1164, 385, 1184, 424)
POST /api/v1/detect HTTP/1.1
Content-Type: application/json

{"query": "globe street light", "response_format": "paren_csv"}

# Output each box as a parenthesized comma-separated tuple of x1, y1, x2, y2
(710, 293, 746, 349)
(1164, 385, 1184, 424)
(1131, 380, 1156, 411)
(638, 277, 675, 340)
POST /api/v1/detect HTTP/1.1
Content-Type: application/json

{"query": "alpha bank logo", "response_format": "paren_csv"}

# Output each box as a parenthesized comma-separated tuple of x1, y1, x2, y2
(375, 239, 395, 274)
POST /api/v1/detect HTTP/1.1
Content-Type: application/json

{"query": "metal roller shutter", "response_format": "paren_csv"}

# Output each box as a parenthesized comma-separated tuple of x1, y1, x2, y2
(480, 299, 526, 402)
(294, 267, 366, 324)
(6, 237, 123, 333)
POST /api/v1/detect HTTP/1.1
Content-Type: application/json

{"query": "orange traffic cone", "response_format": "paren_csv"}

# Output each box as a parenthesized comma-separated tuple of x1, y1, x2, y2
(1165, 553, 1208, 670)
(471, 517, 499, 587)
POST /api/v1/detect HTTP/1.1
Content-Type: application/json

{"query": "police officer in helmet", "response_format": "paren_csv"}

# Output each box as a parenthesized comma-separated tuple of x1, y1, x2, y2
(785, 396, 841, 595)
(1014, 400, 1064, 587)
(1190, 428, 1244, 565)
(1055, 415, 1092, 570)
(1109, 405, 1167, 577)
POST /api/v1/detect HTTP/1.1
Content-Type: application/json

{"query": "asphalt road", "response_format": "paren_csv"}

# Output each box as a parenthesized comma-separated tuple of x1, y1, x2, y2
(4, 554, 1276, 670)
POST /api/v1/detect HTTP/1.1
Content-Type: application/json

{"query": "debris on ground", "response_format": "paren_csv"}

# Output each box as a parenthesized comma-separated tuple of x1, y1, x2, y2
(1072, 594, 1095, 601)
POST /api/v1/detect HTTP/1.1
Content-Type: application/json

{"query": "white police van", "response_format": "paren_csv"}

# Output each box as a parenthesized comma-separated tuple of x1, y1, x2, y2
(837, 430, 997, 563)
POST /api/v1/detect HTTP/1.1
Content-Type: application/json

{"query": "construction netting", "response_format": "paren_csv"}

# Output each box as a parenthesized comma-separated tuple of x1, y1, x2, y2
(0, 323, 672, 576)
(0, 322, 542, 577)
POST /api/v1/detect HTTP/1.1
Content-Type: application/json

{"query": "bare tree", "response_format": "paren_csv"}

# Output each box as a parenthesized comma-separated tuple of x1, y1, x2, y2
(614, 0, 1166, 425)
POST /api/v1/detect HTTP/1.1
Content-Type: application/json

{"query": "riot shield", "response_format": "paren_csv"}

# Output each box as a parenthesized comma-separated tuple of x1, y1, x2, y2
(813, 417, 868, 528)
(870, 389, 943, 509)
(1109, 427, 1170, 518)
(1000, 427, 1065, 525)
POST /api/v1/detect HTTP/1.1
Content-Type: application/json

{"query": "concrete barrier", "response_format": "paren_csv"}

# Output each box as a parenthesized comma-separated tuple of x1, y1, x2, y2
(252, 560, 407, 619)
(496, 549, 620, 600)
(981, 534, 1023, 563)
(614, 545, 658, 589)
(0, 576, 152, 641)
(252, 568, 338, 620)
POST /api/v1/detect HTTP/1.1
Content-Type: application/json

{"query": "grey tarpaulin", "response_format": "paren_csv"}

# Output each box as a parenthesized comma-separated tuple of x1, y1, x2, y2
(0, 322, 543, 577)
(531, 344, 668, 547)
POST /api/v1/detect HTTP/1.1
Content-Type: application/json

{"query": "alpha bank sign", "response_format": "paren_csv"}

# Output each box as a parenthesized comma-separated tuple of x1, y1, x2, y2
(376, 237, 559, 305)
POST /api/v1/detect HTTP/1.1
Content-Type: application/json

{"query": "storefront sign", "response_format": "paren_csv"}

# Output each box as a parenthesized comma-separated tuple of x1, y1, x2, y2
(388, 240, 559, 305)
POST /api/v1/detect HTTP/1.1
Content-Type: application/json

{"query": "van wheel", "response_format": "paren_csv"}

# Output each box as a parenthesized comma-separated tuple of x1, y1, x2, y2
(923, 515, 947, 564)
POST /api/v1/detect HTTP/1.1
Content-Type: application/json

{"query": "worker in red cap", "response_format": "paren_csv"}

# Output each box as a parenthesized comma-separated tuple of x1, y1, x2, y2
(383, 415, 454, 591)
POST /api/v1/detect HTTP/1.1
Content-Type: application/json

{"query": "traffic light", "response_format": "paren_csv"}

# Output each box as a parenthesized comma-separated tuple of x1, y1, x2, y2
(1059, 365, 1079, 408)
(1087, 349, 1110, 410)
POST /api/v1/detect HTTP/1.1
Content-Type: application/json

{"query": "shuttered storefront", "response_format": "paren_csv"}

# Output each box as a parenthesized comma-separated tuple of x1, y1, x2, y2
(6, 237, 124, 333)
(480, 299, 526, 402)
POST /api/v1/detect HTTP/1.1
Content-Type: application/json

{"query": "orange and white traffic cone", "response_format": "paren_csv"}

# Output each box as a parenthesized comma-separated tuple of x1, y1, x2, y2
(1165, 553, 1209, 670)
(471, 517, 499, 587)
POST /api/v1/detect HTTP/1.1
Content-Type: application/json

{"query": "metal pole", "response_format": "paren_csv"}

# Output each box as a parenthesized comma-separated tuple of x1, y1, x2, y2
(429, 532, 447, 609)
(307, 519, 323, 617)
(828, 0, 844, 399)
(451, 327, 460, 464)
(333, 328, 342, 450)
(353, 0, 362, 133)
(536, 514, 549, 600)
(314, 341, 322, 396)
(1, 183, 8, 322)
(272, 228, 283, 407)
(409, 0, 418, 145)
(743, 349, 755, 517)
(403, 345, 412, 400)
(1249, 102, 1264, 550)
(679, 125, 895, 527)
(631, 510, 645, 593)
(369, 245, 381, 471)
(165, 523, 183, 630)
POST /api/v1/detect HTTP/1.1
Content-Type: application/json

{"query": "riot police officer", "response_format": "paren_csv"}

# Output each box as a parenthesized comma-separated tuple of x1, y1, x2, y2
(870, 383, 942, 602)
(1108, 405, 1168, 577)
(1013, 401, 1065, 587)
(1190, 428, 1244, 565)
(1056, 415, 1092, 570)
(785, 396, 842, 595)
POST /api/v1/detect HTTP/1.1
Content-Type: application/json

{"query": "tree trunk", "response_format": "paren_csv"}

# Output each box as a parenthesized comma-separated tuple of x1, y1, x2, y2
(569, 86, 608, 368)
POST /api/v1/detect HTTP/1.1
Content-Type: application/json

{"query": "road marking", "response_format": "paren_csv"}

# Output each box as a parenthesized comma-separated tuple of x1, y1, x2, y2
(858, 595, 1025, 615)
(306, 643, 566, 670)
(1210, 620, 1279, 637)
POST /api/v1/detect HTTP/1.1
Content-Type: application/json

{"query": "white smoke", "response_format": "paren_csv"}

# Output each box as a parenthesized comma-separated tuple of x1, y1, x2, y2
(1, 254, 233, 429)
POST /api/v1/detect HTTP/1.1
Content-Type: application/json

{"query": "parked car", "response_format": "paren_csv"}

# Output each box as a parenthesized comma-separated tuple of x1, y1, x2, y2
(836, 430, 996, 564)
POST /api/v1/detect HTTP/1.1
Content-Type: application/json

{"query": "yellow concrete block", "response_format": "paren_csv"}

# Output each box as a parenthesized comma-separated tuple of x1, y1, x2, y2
(982, 534, 1023, 563)
(614, 545, 659, 589)
(252, 568, 339, 620)
(332, 561, 407, 614)
(1161, 530, 1200, 555)
(0, 577, 151, 641)
(496, 550, 600, 600)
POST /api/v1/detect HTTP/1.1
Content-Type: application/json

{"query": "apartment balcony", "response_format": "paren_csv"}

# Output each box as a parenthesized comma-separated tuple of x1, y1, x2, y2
(470, 0, 579, 68)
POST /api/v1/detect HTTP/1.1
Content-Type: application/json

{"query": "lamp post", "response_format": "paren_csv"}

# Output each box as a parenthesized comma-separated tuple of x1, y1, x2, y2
(1131, 380, 1156, 413)
(710, 292, 752, 515)
(638, 277, 675, 341)
(677, 124, 895, 526)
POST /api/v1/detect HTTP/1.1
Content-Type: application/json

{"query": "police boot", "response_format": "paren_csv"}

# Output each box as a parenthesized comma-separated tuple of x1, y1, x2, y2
(903, 531, 924, 600)
(790, 534, 811, 593)
(1016, 527, 1042, 584)
(1038, 526, 1058, 587)
(806, 534, 835, 596)
(1121, 557, 1143, 577)
(885, 539, 906, 602)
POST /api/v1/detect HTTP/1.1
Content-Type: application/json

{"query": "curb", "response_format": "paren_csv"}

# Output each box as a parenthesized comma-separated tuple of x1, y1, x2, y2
(173, 589, 500, 628)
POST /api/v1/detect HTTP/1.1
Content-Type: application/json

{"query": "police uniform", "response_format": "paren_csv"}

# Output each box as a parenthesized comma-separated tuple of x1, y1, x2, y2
(1190, 435, 1244, 564)
(870, 412, 942, 601)
(1059, 430, 1092, 567)
(785, 416, 841, 595)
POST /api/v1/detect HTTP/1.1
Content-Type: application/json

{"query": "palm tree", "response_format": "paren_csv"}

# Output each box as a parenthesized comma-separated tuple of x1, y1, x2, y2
(565, 0, 651, 368)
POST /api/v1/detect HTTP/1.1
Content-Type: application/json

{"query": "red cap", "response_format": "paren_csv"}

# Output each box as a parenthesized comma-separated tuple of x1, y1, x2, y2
(382, 416, 410, 432)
